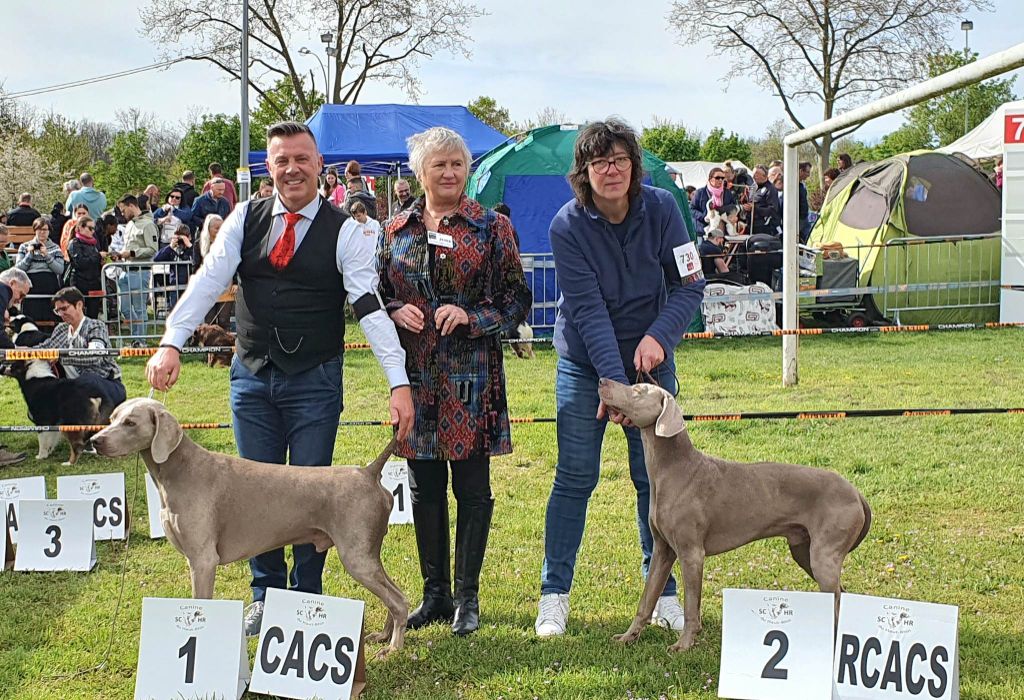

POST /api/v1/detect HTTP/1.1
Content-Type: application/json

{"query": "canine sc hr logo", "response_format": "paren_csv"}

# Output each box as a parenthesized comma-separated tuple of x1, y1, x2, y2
(175, 604, 209, 632)
(834, 593, 959, 700)
(78, 479, 102, 496)
(251, 588, 366, 700)
(719, 589, 836, 700)
(42, 504, 68, 521)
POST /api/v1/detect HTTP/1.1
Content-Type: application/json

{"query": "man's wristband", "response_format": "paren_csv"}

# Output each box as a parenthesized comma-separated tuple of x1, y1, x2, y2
(158, 344, 181, 353)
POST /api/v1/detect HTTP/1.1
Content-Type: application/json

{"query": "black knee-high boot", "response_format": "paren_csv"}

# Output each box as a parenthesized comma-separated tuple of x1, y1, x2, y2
(407, 500, 455, 629)
(451, 498, 494, 636)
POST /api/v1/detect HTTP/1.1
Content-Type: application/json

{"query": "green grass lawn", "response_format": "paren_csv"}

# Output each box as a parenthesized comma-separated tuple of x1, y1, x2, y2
(1, 329, 1022, 699)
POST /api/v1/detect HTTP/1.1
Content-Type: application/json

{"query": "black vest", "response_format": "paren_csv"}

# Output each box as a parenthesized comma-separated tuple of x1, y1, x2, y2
(235, 197, 348, 374)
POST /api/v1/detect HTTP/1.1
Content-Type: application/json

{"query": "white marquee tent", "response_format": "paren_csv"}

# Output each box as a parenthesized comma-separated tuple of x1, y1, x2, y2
(938, 100, 1024, 160)
(667, 160, 752, 188)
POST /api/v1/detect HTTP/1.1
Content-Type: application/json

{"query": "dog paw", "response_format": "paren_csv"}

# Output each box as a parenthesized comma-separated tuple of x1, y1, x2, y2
(372, 645, 398, 661)
(366, 631, 389, 644)
(613, 630, 640, 645)
(668, 634, 698, 653)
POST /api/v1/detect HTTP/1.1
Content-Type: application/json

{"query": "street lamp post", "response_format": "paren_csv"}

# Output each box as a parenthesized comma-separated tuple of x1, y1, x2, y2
(298, 47, 328, 95)
(321, 32, 336, 101)
(962, 19, 974, 136)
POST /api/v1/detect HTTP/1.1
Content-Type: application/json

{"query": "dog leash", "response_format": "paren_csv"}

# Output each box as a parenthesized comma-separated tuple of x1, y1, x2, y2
(47, 389, 166, 680)
(638, 368, 681, 398)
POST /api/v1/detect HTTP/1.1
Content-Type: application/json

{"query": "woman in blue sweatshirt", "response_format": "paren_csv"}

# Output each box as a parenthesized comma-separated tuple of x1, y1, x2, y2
(535, 119, 706, 638)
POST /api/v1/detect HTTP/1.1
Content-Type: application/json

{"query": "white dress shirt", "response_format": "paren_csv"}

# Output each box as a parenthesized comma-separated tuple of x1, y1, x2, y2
(160, 194, 408, 389)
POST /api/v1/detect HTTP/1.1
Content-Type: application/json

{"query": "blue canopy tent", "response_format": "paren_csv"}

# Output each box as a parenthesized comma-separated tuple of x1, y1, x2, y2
(248, 104, 509, 176)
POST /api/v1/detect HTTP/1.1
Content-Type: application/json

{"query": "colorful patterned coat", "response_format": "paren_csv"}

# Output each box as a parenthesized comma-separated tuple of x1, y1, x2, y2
(378, 195, 532, 461)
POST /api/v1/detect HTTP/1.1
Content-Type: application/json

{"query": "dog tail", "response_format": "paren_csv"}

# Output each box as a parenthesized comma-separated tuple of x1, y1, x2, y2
(849, 492, 873, 553)
(365, 437, 398, 480)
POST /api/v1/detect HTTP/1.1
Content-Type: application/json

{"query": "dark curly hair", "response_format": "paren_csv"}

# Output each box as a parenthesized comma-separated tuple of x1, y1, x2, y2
(568, 118, 644, 207)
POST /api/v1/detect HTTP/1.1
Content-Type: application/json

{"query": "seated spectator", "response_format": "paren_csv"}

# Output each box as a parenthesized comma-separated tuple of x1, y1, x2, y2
(0, 224, 13, 273)
(700, 228, 745, 283)
(33, 287, 127, 408)
(7, 193, 42, 226)
(153, 224, 194, 310)
(66, 215, 105, 318)
(16, 217, 64, 320)
(691, 167, 736, 239)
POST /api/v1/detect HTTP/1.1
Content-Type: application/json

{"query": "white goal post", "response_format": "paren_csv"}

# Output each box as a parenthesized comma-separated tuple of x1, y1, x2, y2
(780, 42, 1024, 386)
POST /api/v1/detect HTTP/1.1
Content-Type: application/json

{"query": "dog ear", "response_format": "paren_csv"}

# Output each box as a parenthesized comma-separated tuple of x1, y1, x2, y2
(150, 404, 184, 463)
(654, 392, 686, 438)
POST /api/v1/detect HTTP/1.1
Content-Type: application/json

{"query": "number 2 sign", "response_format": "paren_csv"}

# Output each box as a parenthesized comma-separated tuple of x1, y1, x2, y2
(718, 589, 836, 700)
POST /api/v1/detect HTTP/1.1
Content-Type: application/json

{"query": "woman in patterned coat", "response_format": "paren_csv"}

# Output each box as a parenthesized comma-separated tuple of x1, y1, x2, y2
(378, 126, 531, 636)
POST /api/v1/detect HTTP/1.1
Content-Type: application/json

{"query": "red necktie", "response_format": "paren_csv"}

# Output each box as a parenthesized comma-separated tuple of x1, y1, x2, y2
(270, 212, 303, 270)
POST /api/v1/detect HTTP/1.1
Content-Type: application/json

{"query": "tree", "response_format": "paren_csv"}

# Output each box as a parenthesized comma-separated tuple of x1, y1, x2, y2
(699, 127, 752, 163)
(177, 115, 242, 181)
(668, 0, 990, 176)
(92, 129, 161, 200)
(748, 119, 817, 168)
(140, 0, 485, 121)
(0, 132, 61, 209)
(250, 77, 326, 150)
(640, 120, 701, 162)
(35, 114, 92, 179)
(906, 51, 1016, 148)
(468, 96, 513, 135)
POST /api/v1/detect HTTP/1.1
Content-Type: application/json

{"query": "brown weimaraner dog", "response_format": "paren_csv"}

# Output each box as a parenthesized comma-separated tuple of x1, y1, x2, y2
(91, 398, 408, 657)
(597, 379, 871, 653)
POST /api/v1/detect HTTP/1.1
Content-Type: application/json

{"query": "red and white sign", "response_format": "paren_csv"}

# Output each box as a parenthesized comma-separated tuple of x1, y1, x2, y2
(1004, 113, 1024, 144)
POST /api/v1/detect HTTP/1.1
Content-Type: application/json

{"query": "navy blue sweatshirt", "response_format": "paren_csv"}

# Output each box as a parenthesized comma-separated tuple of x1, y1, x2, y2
(550, 185, 706, 384)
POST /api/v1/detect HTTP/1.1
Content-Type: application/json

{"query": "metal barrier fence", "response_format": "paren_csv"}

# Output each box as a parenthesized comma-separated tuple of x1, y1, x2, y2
(521, 253, 557, 331)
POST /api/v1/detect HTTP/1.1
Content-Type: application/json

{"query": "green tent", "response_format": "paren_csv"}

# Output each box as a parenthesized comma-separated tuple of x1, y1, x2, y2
(467, 124, 696, 254)
(467, 124, 702, 331)
(810, 151, 1002, 324)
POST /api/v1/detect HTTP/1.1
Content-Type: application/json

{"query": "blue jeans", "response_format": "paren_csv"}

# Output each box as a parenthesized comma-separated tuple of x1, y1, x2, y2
(540, 356, 678, 596)
(228, 354, 344, 602)
(120, 267, 150, 338)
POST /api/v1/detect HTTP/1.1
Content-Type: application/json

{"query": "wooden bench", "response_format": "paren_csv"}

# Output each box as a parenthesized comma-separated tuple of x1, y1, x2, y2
(7, 226, 35, 245)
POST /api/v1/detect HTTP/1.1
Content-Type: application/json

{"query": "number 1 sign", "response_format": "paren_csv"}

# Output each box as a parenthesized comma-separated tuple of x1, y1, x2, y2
(134, 598, 249, 700)
(381, 461, 413, 525)
(718, 588, 836, 700)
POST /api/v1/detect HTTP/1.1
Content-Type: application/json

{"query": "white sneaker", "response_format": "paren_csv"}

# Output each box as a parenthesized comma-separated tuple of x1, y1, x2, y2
(535, 593, 570, 637)
(651, 595, 685, 631)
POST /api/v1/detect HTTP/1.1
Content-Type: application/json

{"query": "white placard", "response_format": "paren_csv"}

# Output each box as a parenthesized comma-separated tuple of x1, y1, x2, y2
(14, 499, 96, 571)
(2, 500, 13, 570)
(236, 166, 251, 184)
(673, 241, 702, 279)
(250, 588, 365, 700)
(134, 597, 249, 700)
(56, 472, 128, 540)
(1, 476, 47, 544)
(833, 593, 959, 700)
(381, 461, 413, 525)
(719, 588, 836, 700)
(144, 473, 165, 539)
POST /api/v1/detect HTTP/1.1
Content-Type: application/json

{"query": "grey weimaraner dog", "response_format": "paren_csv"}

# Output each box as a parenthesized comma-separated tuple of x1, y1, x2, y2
(597, 379, 871, 653)
(91, 398, 408, 656)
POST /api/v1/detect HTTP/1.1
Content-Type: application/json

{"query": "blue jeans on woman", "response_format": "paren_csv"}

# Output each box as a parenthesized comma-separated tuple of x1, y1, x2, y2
(228, 354, 344, 602)
(540, 355, 678, 596)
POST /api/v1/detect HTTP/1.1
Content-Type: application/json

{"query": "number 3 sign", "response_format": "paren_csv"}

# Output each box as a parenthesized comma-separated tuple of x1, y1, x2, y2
(14, 499, 96, 572)
(718, 589, 836, 700)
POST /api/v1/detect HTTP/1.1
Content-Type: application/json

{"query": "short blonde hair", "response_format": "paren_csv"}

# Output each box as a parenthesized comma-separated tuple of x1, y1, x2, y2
(406, 127, 471, 180)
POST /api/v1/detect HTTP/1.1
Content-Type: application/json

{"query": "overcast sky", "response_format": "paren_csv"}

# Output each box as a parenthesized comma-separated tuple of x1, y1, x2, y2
(2, 0, 1022, 143)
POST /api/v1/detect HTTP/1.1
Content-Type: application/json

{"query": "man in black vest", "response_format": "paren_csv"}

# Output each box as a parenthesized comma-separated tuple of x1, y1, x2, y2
(147, 121, 414, 636)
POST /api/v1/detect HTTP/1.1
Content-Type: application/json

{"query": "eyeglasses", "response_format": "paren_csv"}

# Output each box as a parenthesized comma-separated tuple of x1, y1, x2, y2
(169, 195, 181, 200)
(53, 305, 72, 316)
(711, 176, 725, 181)
(588, 155, 631, 174)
